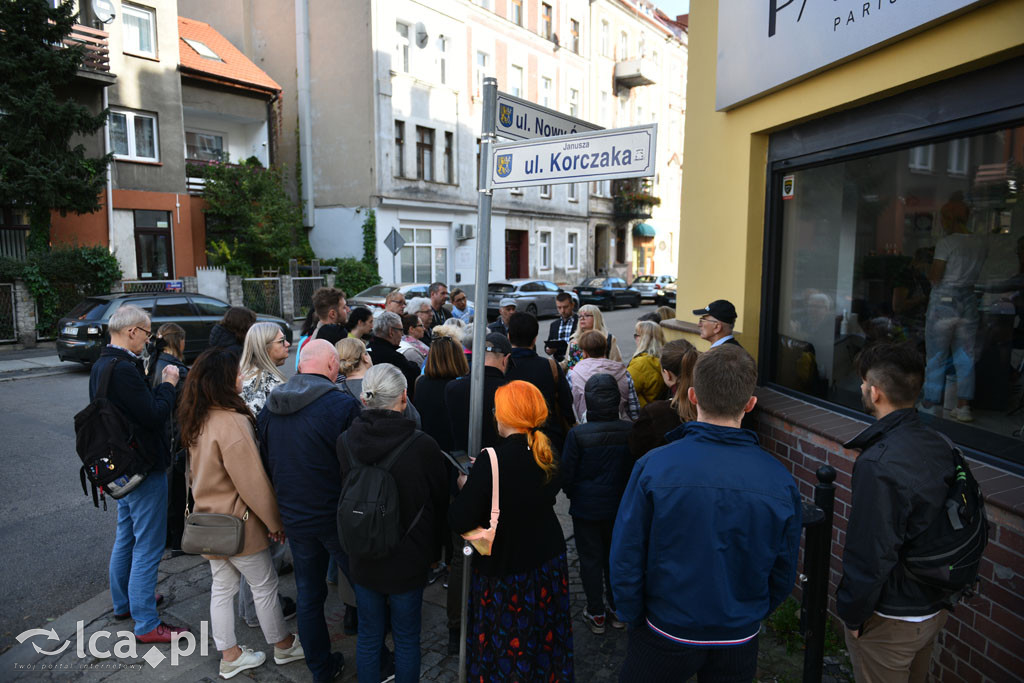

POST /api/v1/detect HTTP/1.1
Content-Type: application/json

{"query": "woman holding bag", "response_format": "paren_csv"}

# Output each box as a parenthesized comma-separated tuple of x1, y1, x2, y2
(449, 380, 574, 682)
(178, 348, 304, 680)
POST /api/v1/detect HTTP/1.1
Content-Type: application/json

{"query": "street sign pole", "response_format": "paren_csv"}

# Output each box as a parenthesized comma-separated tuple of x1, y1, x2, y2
(460, 75, 498, 683)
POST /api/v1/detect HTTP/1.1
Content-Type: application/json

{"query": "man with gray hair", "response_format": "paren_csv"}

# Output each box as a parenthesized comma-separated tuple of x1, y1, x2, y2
(258, 339, 362, 682)
(89, 305, 187, 643)
(367, 310, 420, 398)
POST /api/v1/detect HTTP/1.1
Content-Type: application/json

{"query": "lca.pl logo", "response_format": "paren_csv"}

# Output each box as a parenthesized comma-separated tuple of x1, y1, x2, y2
(16, 621, 210, 669)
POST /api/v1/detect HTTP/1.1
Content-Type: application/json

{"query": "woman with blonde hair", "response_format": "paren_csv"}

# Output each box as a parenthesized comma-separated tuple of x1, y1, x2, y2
(336, 337, 421, 427)
(627, 320, 667, 407)
(449, 381, 573, 682)
(629, 339, 699, 459)
(240, 322, 290, 416)
(565, 304, 621, 371)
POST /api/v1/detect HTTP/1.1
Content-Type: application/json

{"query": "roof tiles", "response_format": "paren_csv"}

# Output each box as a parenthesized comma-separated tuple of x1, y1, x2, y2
(178, 17, 280, 94)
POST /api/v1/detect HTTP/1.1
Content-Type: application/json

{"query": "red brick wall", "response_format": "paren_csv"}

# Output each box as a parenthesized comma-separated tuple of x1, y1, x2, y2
(749, 393, 1024, 683)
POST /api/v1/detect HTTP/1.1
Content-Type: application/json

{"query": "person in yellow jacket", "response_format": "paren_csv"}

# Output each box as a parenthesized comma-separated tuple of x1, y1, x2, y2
(627, 320, 667, 407)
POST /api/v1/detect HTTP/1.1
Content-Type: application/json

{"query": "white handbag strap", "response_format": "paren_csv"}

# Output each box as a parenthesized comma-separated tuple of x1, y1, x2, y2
(485, 447, 500, 528)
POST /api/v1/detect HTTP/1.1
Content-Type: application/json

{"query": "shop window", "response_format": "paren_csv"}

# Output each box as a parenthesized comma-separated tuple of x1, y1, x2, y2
(416, 126, 434, 181)
(134, 210, 172, 279)
(771, 124, 1024, 461)
(122, 3, 156, 59)
(185, 130, 225, 162)
(111, 109, 158, 162)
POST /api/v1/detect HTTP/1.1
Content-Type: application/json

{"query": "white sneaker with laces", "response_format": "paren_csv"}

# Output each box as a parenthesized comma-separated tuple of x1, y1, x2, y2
(220, 647, 266, 679)
(950, 405, 974, 423)
(274, 633, 305, 665)
(582, 608, 606, 634)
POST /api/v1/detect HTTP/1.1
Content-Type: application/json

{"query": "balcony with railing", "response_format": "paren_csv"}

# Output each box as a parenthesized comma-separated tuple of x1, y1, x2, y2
(63, 24, 114, 82)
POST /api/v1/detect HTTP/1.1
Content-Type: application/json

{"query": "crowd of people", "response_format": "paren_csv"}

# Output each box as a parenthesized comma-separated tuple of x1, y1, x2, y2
(87, 281, 964, 683)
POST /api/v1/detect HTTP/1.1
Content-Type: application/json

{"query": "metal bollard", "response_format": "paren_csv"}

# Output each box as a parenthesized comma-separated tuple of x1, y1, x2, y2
(800, 465, 836, 683)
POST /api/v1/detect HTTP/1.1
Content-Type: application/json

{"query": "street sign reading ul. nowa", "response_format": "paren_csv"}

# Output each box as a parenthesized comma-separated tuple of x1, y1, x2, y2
(489, 124, 657, 189)
(495, 91, 602, 141)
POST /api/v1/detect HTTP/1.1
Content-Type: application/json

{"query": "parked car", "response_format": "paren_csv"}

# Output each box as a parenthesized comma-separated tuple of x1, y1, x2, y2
(632, 274, 676, 302)
(573, 277, 642, 311)
(56, 292, 293, 365)
(486, 280, 579, 318)
(653, 281, 677, 308)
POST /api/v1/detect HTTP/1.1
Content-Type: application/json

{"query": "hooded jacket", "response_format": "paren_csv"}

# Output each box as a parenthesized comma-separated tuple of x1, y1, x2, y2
(561, 374, 634, 520)
(257, 372, 361, 536)
(611, 421, 802, 643)
(837, 409, 955, 628)
(570, 357, 634, 422)
(337, 409, 449, 594)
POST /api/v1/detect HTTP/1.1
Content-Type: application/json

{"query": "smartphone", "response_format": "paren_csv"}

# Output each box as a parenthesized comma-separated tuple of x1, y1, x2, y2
(441, 450, 472, 476)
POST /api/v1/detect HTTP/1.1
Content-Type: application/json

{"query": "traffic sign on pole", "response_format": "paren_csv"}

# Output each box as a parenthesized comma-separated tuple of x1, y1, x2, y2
(383, 228, 406, 256)
(489, 124, 657, 189)
(495, 91, 602, 141)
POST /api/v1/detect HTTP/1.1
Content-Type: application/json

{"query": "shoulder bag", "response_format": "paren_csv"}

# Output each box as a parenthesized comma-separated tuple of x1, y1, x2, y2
(461, 448, 500, 556)
(180, 452, 248, 556)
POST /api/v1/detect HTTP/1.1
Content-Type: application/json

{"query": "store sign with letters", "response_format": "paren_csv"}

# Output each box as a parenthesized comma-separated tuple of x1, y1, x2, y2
(715, 0, 989, 110)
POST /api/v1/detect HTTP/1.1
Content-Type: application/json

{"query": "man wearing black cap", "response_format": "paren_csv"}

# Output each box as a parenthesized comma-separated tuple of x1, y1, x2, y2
(693, 300, 742, 350)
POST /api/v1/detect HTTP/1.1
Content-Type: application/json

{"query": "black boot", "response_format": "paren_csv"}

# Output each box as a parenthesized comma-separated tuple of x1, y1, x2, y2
(343, 604, 358, 635)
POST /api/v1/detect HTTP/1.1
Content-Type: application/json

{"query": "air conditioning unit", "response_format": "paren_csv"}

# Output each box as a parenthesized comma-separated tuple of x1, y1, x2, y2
(454, 223, 475, 241)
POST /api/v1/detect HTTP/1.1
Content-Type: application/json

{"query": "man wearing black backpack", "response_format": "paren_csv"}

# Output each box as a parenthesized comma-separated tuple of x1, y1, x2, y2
(89, 305, 186, 643)
(839, 343, 975, 682)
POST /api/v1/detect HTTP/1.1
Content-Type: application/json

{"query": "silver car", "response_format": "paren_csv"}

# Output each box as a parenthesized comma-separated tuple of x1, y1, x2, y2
(486, 279, 579, 318)
(632, 274, 676, 302)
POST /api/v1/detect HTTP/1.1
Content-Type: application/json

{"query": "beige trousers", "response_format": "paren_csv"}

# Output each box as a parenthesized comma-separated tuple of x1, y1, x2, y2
(845, 611, 948, 683)
(209, 549, 289, 651)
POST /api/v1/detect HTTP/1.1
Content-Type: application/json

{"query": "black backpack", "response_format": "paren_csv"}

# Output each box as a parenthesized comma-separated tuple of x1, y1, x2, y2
(74, 359, 152, 509)
(336, 431, 422, 560)
(902, 433, 988, 602)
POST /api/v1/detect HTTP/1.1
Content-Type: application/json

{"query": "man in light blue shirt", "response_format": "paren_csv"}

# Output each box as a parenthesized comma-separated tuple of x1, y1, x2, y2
(450, 287, 474, 322)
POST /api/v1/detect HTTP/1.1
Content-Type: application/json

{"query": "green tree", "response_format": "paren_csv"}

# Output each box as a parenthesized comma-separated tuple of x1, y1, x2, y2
(0, 0, 111, 253)
(201, 158, 313, 275)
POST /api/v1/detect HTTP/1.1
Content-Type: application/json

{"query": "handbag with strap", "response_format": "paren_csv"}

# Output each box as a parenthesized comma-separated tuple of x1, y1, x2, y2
(461, 447, 500, 556)
(180, 452, 248, 556)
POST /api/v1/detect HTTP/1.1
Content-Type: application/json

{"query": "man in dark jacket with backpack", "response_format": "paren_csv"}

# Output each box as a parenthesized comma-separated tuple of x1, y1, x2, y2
(88, 305, 185, 643)
(505, 312, 575, 445)
(258, 339, 361, 682)
(839, 343, 960, 683)
(561, 373, 633, 635)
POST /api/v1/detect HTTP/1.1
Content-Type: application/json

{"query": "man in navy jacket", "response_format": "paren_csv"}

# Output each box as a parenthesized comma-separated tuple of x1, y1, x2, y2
(611, 345, 801, 682)
(258, 340, 361, 683)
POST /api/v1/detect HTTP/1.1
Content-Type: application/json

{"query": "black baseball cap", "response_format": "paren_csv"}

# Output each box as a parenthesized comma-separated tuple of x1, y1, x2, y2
(692, 300, 737, 326)
(484, 333, 512, 355)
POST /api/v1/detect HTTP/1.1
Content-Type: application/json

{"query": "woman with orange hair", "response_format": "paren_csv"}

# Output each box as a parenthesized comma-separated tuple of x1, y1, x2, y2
(449, 380, 574, 681)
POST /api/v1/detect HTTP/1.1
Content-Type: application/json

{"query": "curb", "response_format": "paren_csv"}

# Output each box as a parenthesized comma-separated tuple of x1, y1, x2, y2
(0, 366, 82, 382)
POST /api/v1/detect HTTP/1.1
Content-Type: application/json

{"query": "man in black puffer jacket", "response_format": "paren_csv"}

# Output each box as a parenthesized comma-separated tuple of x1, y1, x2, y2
(561, 373, 634, 635)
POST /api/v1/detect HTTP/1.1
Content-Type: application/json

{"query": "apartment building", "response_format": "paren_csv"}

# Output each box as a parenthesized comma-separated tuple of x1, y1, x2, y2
(180, 0, 687, 289)
(42, 0, 279, 280)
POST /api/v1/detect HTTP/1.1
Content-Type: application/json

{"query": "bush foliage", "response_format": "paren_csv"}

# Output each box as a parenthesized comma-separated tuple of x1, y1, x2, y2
(322, 257, 381, 297)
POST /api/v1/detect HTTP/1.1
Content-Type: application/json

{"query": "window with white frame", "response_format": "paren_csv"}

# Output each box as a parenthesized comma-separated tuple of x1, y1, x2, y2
(539, 231, 551, 270)
(541, 3, 552, 40)
(618, 96, 628, 125)
(619, 31, 628, 60)
(122, 3, 156, 58)
(511, 0, 523, 26)
(540, 184, 551, 199)
(570, 19, 580, 54)
(475, 51, 490, 96)
(400, 228, 434, 282)
(639, 34, 646, 58)
(908, 144, 934, 173)
(567, 232, 578, 270)
(438, 36, 448, 84)
(568, 182, 578, 202)
(541, 77, 552, 107)
(185, 130, 224, 162)
(601, 21, 609, 57)
(601, 91, 609, 125)
(569, 88, 579, 117)
(394, 121, 405, 177)
(395, 22, 410, 73)
(111, 109, 158, 161)
(947, 137, 970, 176)
(510, 65, 524, 98)
(511, 186, 523, 195)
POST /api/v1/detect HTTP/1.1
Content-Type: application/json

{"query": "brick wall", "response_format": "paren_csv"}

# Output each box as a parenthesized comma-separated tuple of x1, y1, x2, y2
(749, 388, 1024, 683)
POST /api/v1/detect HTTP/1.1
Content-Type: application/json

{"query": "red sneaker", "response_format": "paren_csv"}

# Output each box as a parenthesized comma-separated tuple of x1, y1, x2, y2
(114, 593, 164, 621)
(136, 622, 190, 643)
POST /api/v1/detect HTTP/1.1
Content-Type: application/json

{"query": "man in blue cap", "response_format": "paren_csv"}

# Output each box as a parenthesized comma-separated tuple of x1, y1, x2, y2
(693, 299, 742, 350)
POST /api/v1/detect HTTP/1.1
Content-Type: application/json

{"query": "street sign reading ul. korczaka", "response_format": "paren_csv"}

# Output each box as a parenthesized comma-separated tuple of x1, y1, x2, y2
(489, 124, 657, 189)
(495, 91, 602, 141)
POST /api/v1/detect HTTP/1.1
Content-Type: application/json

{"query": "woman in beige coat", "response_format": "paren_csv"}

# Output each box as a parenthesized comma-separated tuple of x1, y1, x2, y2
(178, 347, 304, 680)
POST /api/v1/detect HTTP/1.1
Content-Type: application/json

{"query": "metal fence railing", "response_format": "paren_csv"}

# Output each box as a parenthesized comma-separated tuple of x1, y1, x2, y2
(292, 276, 325, 320)
(242, 277, 284, 318)
(0, 283, 15, 343)
(122, 280, 185, 293)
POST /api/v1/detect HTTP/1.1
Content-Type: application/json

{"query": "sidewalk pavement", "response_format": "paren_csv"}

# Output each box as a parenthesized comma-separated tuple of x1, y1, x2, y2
(0, 345, 82, 381)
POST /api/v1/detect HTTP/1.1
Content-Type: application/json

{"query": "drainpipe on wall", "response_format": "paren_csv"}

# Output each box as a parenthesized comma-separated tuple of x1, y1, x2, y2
(102, 87, 114, 252)
(295, 0, 315, 229)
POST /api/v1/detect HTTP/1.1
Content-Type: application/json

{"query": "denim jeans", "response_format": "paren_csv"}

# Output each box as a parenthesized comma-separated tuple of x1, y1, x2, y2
(923, 288, 979, 403)
(288, 532, 352, 683)
(353, 584, 423, 683)
(109, 471, 168, 635)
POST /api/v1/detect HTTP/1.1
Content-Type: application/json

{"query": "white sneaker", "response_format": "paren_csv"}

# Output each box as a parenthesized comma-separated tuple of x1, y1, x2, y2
(950, 405, 974, 423)
(917, 401, 941, 417)
(274, 633, 305, 665)
(220, 647, 266, 679)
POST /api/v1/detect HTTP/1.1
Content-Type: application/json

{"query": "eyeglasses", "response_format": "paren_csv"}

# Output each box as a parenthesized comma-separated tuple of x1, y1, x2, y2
(391, 326, 404, 334)
(134, 327, 153, 339)
(580, 313, 595, 319)
(271, 338, 289, 346)
(699, 317, 719, 326)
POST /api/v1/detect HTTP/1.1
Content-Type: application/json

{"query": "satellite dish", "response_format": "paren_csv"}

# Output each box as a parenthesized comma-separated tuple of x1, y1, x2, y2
(92, 0, 116, 24)
(415, 22, 429, 49)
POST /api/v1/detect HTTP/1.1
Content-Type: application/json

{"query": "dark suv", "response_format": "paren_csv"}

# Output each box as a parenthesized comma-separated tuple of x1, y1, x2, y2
(56, 292, 292, 364)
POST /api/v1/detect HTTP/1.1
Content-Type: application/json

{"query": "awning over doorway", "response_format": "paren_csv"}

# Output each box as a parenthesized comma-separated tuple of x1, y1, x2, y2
(632, 222, 656, 238)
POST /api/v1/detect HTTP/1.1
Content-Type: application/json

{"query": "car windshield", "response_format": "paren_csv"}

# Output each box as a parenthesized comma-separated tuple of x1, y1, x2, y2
(356, 285, 397, 297)
(579, 277, 605, 287)
(66, 298, 108, 321)
(488, 283, 515, 293)
(634, 275, 656, 283)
